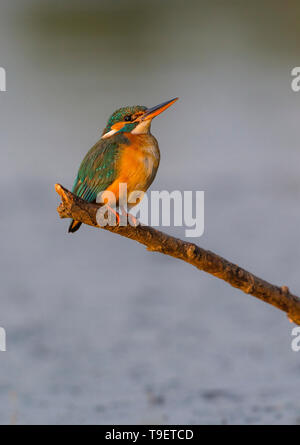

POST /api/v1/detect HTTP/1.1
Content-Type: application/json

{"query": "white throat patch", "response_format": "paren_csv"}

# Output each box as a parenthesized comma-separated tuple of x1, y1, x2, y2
(131, 119, 151, 134)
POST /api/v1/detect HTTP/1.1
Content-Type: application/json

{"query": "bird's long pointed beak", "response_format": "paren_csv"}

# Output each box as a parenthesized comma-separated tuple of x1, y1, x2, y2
(141, 97, 178, 121)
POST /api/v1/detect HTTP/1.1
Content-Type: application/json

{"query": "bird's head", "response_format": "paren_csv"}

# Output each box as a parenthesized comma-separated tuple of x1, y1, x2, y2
(101, 98, 178, 139)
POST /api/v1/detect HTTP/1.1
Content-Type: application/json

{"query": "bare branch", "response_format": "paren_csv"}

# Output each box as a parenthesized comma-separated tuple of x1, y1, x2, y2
(55, 183, 300, 325)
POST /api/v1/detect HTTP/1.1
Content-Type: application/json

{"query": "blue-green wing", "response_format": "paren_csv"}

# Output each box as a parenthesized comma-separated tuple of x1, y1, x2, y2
(72, 135, 127, 202)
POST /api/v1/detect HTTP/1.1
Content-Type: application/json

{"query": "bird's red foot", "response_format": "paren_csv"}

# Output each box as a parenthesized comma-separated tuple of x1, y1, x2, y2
(120, 206, 139, 227)
(106, 205, 120, 225)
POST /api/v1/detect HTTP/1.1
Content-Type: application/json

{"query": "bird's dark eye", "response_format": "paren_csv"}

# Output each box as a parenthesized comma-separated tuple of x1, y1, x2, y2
(124, 115, 132, 122)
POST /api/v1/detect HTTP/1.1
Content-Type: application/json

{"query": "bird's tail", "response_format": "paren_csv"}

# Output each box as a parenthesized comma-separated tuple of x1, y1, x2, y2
(68, 220, 82, 233)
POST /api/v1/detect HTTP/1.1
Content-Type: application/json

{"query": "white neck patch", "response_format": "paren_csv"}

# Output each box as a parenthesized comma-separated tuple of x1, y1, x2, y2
(101, 128, 118, 139)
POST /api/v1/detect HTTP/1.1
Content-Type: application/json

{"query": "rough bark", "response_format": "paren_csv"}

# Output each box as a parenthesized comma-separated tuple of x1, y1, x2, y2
(55, 183, 300, 325)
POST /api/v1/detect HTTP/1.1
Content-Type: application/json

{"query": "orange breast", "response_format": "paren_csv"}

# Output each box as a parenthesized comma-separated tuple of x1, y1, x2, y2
(106, 133, 160, 204)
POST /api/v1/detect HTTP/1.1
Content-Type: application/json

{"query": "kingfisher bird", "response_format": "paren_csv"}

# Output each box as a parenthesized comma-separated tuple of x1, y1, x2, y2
(68, 97, 178, 233)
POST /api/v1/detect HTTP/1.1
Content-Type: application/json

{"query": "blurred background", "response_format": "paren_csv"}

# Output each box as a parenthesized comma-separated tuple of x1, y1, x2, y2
(0, 0, 300, 424)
